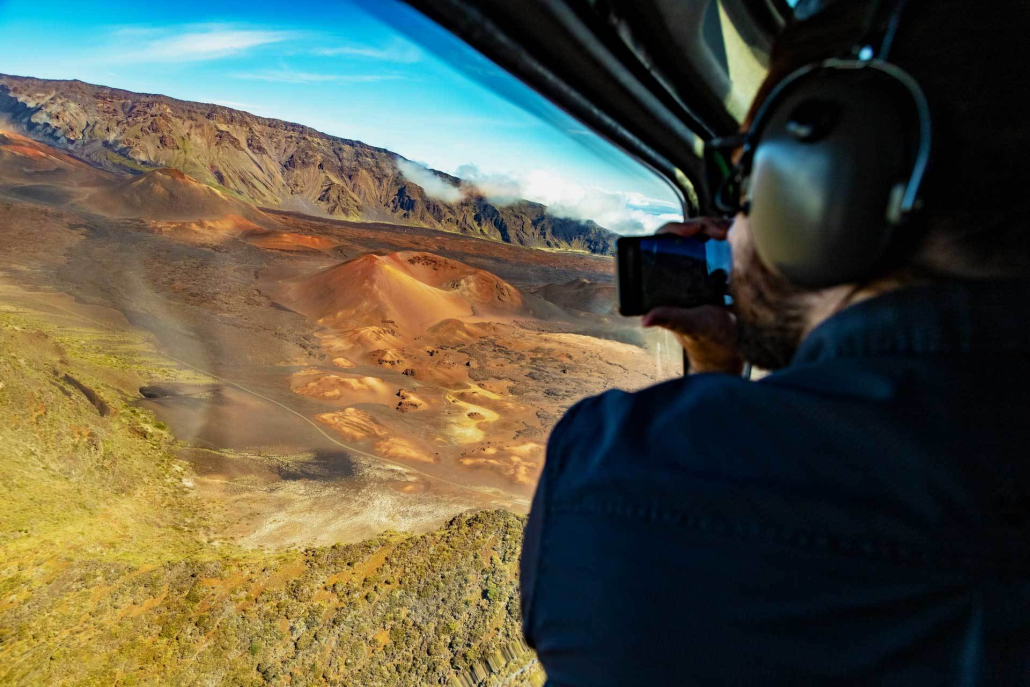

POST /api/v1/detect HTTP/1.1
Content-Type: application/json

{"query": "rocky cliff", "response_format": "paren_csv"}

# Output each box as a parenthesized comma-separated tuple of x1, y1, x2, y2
(0, 73, 616, 254)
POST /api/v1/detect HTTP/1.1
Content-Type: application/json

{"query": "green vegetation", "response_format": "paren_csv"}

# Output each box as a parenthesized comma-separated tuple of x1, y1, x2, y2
(103, 150, 155, 174)
(203, 178, 260, 204)
(0, 306, 540, 686)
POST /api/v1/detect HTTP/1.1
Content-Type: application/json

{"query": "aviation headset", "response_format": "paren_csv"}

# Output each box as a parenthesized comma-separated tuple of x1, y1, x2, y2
(708, 0, 932, 288)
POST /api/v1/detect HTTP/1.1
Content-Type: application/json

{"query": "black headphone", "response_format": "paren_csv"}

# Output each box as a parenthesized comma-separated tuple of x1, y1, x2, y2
(710, 0, 932, 288)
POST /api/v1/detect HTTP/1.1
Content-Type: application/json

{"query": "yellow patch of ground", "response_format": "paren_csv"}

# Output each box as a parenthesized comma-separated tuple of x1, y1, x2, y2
(291, 372, 393, 403)
(459, 442, 544, 485)
(444, 383, 502, 444)
(315, 408, 435, 463)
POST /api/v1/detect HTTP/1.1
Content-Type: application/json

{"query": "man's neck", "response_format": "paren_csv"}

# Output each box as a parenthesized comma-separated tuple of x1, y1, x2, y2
(801, 276, 914, 339)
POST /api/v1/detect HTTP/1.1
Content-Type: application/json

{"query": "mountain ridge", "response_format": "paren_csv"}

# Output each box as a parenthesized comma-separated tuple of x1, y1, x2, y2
(0, 72, 618, 255)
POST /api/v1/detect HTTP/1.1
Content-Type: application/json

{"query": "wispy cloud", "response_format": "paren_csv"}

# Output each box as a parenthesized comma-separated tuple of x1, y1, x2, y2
(230, 68, 405, 84)
(109, 26, 298, 63)
(109, 26, 165, 39)
(396, 159, 464, 203)
(455, 164, 522, 204)
(402, 161, 682, 234)
(516, 169, 682, 234)
(315, 38, 421, 64)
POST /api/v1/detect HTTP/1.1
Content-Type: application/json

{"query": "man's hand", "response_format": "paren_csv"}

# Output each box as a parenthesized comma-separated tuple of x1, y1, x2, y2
(641, 220, 744, 375)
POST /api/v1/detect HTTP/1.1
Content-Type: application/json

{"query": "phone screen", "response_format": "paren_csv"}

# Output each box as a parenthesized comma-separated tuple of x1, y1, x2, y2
(617, 235, 731, 316)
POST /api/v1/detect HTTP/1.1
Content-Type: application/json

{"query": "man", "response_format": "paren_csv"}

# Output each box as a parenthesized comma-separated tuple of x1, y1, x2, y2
(520, 0, 1030, 684)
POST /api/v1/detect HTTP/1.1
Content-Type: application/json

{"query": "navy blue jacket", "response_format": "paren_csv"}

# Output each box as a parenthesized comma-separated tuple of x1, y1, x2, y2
(521, 281, 1030, 686)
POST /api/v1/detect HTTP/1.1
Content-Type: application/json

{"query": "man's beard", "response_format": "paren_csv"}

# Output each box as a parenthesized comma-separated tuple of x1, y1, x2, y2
(729, 239, 809, 370)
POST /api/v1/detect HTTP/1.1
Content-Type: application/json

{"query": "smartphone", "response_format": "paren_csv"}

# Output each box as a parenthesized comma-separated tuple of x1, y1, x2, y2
(616, 234, 732, 316)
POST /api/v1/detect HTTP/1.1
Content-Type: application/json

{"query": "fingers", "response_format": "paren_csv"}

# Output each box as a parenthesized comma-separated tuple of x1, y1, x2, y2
(642, 304, 733, 338)
(641, 306, 690, 331)
(642, 304, 742, 375)
(656, 222, 704, 237)
(656, 218, 731, 241)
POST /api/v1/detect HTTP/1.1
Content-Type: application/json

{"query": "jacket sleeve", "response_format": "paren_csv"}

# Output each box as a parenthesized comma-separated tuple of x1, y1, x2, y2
(519, 399, 585, 649)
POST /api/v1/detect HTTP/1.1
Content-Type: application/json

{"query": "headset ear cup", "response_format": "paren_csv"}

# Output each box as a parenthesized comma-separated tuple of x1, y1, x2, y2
(746, 63, 924, 288)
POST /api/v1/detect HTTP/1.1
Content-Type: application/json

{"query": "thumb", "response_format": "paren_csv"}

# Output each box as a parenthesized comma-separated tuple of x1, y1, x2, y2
(641, 306, 688, 330)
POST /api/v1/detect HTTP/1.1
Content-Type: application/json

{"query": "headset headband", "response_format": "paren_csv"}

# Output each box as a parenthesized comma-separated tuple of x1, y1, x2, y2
(793, 0, 912, 57)
(720, 0, 935, 288)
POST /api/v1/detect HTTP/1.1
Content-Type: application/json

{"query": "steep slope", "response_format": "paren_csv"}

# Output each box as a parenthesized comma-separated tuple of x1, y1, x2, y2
(0, 304, 537, 687)
(0, 129, 98, 176)
(86, 167, 279, 225)
(0, 73, 618, 254)
(274, 251, 523, 340)
(0, 128, 115, 191)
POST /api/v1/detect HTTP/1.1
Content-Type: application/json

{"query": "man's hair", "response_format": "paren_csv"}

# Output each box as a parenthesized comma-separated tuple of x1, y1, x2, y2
(750, 0, 1030, 277)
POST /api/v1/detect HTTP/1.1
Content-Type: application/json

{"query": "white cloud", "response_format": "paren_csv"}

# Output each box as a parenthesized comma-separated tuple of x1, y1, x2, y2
(454, 164, 522, 205)
(396, 159, 464, 203)
(129, 29, 297, 63)
(230, 69, 404, 84)
(109, 27, 165, 39)
(604, 209, 685, 235)
(461, 167, 682, 235)
(315, 39, 421, 64)
(402, 160, 681, 234)
(520, 170, 682, 234)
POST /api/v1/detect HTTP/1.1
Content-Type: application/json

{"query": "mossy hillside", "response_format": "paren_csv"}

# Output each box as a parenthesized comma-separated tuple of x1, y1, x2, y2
(0, 309, 210, 566)
(0, 306, 538, 686)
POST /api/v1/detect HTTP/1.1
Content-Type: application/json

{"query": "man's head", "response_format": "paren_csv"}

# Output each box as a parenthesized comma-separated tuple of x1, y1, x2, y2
(727, 0, 1030, 370)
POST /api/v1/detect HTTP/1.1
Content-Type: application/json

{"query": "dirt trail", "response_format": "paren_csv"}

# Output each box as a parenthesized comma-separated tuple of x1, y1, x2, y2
(163, 351, 525, 505)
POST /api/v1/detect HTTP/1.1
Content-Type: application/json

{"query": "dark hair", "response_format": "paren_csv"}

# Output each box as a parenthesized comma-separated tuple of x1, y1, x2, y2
(751, 0, 1030, 277)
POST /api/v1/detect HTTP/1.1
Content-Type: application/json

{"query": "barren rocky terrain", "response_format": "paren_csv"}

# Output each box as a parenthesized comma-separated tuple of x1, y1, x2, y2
(0, 97, 678, 684)
(0, 127, 672, 522)
(0, 73, 618, 254)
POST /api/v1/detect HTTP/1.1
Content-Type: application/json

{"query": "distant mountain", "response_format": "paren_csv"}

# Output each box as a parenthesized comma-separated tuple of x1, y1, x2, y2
(0, 73, 618, 255)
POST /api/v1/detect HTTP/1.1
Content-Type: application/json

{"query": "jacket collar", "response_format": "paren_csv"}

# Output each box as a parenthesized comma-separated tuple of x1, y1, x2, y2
(792, 280, 1030, 366)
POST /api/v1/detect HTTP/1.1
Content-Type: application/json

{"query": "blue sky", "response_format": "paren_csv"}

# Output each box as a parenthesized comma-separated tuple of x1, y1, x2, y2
(0, 0, 683, 234)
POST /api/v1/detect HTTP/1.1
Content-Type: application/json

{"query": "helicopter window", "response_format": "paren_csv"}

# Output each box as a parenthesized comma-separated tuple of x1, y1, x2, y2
(0, 0, 684, 683)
